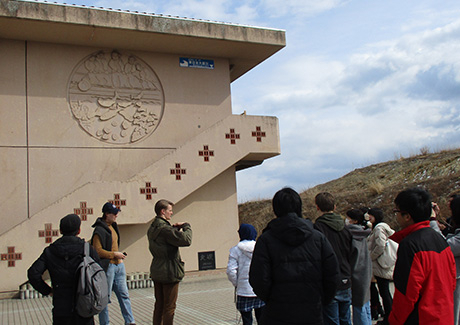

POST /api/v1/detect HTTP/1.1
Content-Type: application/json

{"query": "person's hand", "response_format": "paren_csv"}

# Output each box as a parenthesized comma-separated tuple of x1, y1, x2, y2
(173, 222, 185, 229)
(432, 202, 440, 218)
(114, 251, 126, 259)
(437, 221, 446, 231)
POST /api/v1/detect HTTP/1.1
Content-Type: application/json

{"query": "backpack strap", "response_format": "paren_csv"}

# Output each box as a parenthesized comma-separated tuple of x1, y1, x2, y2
(84, 242, 90, 257)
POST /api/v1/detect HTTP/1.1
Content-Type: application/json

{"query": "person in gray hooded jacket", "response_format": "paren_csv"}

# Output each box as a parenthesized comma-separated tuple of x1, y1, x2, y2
(249, 187, 339, 325)
(346, 209, 372, 325)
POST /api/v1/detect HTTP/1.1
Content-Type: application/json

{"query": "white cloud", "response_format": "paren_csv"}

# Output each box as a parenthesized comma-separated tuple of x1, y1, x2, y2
(237, 14, 460, 201)
(261, 0, 347, 18)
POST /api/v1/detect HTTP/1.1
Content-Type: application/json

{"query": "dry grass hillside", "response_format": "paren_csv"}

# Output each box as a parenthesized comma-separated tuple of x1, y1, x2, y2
(238, 148, 460, 235)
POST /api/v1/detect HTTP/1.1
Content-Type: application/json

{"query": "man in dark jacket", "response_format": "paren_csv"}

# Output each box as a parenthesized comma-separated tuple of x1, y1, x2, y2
(28, 213, 99, 325)
(91, 202, 135, 325)
(389, 188, 456, 324)
(148, 199, 192, 325)
(314, 192, 353, 324)
(249, 187, 339, 325)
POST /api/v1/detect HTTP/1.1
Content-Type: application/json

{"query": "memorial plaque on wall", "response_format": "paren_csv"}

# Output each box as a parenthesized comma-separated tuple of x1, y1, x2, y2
(198, 251, 216, 271)
(68, 50, 165, 145)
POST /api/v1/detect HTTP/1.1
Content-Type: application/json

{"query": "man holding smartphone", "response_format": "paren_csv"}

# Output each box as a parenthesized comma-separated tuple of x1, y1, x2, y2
(148, 199, 193, 325)
(91, 202, 136, 325)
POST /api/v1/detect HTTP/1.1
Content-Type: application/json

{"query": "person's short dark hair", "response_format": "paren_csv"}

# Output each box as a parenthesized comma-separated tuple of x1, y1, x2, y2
(155, 199, 174, 216)
(346, 209, 364, 224)
(450, 194, 460, 209)
(394, 187, 432, 223)
(359, 207, 370, 214)
(315, 192, 335, 212)
(368, 207, 384, 226)
(60, 214, 81, 236)
(272, 187, 302, 218)
(450, 197, 460, 228)
(102, 202, 120, 216)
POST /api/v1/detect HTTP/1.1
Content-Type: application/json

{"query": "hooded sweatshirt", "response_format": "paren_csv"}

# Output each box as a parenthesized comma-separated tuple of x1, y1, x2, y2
(347, 224, 372, 307)
(249, 213, 339, 325)
(227, 240, 257, 296)
(315, 212, 353, 290)
(367, 222, 396, 280)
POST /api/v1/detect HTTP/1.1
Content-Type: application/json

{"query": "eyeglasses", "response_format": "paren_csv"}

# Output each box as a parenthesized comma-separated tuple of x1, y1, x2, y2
(393, 209, 407, 215)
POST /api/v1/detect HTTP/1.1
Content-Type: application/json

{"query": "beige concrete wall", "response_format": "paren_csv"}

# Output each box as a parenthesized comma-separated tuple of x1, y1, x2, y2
(26, 42, 232, 148)
(0, 148, 28, 234)
(170, 166, 240, 271)
(0, 40, 28, 233)
(114, 167, 240, 274)
(27, 148, 173, 220)
(0, 39, 26, 146)
(2, 40, 233, 222)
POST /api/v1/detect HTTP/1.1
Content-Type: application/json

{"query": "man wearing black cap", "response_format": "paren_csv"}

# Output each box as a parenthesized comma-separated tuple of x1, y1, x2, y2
(28, 214, 100, 324)
(91, 202, 135, 325)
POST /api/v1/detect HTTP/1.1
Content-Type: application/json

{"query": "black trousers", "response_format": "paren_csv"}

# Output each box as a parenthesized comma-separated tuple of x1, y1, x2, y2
(240, 307, 264, 325)
(375, 276, 393, 323)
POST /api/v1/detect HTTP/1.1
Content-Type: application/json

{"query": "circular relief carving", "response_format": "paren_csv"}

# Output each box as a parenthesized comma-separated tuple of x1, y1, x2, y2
(68, 50, 164, 144)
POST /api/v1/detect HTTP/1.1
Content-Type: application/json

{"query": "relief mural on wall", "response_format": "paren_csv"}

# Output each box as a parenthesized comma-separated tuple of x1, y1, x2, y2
(68, 50, 165, 144)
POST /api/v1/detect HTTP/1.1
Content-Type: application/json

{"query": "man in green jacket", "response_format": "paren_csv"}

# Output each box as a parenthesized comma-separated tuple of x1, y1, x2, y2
(147, 199, 192, 325)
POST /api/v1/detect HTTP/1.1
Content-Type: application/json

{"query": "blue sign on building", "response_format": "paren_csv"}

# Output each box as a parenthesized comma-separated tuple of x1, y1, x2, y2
(179, 57, 215, 69)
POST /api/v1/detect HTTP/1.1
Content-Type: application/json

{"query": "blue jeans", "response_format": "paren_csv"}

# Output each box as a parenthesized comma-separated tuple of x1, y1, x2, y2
(454, 278, 460, 325)
(323, 288, 352, 325)
(352, 301, 371, 325)
(99, 263, 135, 325)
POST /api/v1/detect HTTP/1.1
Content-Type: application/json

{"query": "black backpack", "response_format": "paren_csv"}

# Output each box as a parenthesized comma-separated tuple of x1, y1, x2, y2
(75, 242, 109, 317)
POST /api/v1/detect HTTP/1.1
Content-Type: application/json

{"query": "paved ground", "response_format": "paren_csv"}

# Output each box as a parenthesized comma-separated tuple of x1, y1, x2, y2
(0, 269, 390, 324)
(0, 270, 240, 325)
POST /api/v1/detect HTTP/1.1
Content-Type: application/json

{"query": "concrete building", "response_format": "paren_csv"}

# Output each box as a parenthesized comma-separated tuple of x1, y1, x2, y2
(0, 0, 285, 296)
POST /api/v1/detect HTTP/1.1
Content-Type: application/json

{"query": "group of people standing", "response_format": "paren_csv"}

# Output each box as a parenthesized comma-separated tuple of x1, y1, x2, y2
(27, 199, 192, 325)
(227, 187, 459, 325)
(25, 186, 460, 325)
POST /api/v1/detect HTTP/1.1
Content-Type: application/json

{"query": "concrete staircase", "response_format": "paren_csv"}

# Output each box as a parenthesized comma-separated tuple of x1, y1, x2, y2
(0, 114, 279, 294)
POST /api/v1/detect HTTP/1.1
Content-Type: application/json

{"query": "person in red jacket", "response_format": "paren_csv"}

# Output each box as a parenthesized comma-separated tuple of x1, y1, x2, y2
(389, 188, 456, 324)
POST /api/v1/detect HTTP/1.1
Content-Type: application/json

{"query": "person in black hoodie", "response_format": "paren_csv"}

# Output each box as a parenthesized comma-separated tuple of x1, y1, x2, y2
(28, 213, 100, 325)
(249, 187, 339, 325)
(314, 192, 353, 325)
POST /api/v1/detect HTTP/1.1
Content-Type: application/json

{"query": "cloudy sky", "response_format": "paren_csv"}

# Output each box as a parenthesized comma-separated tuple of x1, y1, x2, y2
(33, 0, 460, 202)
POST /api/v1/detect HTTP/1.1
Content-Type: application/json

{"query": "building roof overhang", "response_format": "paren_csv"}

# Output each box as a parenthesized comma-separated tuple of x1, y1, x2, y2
(0, 0, 286, 81)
